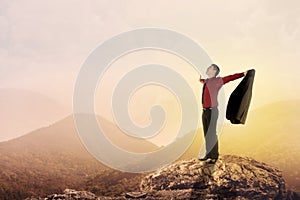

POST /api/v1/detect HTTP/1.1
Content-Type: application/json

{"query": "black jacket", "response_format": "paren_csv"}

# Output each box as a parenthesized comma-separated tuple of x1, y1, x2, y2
(226, 69, 255, 124)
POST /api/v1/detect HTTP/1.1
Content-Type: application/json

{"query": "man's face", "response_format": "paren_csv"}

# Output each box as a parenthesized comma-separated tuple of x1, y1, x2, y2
(206, 66, 216, 77)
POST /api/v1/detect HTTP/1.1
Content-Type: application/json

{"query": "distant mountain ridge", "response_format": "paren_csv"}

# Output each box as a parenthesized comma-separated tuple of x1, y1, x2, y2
(0, 88, 70, 141)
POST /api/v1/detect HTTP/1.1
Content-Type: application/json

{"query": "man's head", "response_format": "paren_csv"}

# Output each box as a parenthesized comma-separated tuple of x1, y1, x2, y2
(206, 64, 220, 77)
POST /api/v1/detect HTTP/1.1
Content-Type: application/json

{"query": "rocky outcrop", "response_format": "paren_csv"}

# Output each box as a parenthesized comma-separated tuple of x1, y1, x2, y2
(26, 155, 300, 200)
(140, 155, 299, 199)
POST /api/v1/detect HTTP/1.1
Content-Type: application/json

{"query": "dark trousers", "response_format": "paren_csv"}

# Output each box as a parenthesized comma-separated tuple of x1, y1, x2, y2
(202, 107, 219, 159)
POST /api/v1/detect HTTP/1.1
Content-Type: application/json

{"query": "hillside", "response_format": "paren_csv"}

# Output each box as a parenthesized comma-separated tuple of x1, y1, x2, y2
(0, 114, 158, 199)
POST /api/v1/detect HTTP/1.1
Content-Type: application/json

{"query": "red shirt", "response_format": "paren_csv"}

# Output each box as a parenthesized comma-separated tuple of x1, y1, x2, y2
(200, 73, 244, 108)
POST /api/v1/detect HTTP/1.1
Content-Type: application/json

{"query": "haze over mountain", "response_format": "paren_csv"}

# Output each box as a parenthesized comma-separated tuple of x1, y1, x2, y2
(0, 88, 70, 141)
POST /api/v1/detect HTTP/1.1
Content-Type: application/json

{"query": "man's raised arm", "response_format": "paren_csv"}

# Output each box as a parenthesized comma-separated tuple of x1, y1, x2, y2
(222, 71, 248, 84)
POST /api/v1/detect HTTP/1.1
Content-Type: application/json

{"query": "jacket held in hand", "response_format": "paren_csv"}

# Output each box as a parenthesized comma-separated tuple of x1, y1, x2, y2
(226, 69, 256, 124)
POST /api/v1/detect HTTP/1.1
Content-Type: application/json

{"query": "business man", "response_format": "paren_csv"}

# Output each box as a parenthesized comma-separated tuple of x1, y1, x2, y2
(199, 64, 247, 164)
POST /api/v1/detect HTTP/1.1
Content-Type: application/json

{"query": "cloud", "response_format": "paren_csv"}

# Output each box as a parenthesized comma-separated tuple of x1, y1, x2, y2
(3, 0, 126, 58)
(0, 0, 128, 102)
(1, 0, 300, 108)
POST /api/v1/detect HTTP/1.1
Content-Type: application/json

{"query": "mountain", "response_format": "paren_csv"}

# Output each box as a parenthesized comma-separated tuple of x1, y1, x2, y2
(178, 100, 300, 195)
(0, 114, 158, 199)
(0, 88, 70, 141)
(96, 116, 160, 153)
(2, 96, 299, 199)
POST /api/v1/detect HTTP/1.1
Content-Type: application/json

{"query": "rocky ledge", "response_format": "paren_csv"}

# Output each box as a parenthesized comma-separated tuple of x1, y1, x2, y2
(26, 155, 300, 200)
(140, 154, 299, 199)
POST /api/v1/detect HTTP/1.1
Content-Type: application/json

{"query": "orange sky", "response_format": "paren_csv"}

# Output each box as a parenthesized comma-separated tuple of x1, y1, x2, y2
(1, 0, 300, 143)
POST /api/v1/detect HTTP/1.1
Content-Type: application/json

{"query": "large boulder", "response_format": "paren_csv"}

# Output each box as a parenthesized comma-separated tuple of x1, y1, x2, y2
(140, 154, 299, 199)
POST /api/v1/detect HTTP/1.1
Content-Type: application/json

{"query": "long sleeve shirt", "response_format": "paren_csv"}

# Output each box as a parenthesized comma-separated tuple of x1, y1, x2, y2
(200, 73, 245, 108)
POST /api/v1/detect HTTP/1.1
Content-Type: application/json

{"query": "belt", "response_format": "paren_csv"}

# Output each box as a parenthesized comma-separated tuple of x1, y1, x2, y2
(203, 107, 217, 110)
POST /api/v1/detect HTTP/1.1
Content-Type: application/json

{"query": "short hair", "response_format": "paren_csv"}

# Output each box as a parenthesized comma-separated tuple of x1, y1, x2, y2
(211, 64, 220, 76)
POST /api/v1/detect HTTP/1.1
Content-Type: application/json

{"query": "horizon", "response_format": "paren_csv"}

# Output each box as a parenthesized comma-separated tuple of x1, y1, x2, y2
(1, 98, 298, 145)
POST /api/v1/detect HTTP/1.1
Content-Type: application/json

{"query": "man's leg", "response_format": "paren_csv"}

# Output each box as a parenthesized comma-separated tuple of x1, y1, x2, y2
(199, 109, 210, 160)
(201, 109, 210, 159)
(206, 108, 219, 159)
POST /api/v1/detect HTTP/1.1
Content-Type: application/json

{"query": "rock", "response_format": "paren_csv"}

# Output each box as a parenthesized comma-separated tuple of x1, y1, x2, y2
(25, 188, 100, 200)
(140, 154, 299, 199)
(125, 192, 147, 198)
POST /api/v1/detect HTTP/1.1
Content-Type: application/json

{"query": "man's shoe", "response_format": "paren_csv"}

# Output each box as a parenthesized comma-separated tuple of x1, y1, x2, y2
(198, 156, 209, 161)
(206, 158, 217, 164)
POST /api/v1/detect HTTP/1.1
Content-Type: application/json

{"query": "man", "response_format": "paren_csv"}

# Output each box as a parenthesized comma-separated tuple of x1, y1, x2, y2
(198, 64, 247, 164)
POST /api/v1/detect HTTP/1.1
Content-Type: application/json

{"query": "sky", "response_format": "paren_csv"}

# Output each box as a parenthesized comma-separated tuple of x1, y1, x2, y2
(1, 0, 300, 144)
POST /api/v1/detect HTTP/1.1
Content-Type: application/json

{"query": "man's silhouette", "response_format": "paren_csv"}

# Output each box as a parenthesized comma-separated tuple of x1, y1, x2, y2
(198, 64, 247, 164)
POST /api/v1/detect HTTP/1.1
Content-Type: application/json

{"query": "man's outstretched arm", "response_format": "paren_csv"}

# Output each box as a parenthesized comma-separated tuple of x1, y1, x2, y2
(222, 71, 248, 84)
